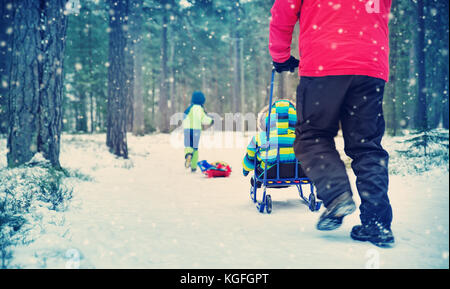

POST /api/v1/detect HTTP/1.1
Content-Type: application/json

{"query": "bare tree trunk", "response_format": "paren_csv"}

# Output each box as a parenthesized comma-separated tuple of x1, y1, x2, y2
(214, 65, 221, 115)
(89, 92, 95, 133)
(388, 2, 399, 136)
(7, 0, 67, 168)
(229, 41, 234, 112)
(75, 24, 87, 133)
(0, 1, 11, 134)
(125, 3, 134, 134)
(38, 0, 68, 167)
(415, 0, 428, 131)
(233, 36, 241, 113)
(169, 36, 176, 116)
(172, 70, 177, 113)
(133, 33, 145, 136)
(408, 34, 416, 129)
(440, 0, 449, 129)
(254, 55, 261, 112)
(152, 69, 156, 126)
(159, 14, 170, 133)
(129, 0, 146, 136)
(180, 71, 187, 112)
(76, 91, 88, 132)
(107, 0, 129, 158)
(7, 0, 40, 167)
(232, 0, 241, 113)
(87, 12, 95, 133)
(126, 44, 134, 132)
(390, 79, 397, 136)
(443, 70, 450, 129)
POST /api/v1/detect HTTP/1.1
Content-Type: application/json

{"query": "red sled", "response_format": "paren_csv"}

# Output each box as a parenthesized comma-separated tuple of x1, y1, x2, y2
(197, 160, 232, 178)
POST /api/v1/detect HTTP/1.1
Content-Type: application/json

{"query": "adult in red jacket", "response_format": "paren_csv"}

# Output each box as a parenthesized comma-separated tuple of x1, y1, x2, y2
(269, 0, 394, 247)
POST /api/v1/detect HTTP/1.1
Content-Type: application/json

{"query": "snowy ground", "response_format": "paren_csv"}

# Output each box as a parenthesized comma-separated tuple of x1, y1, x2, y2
(0, 131, 448, 269)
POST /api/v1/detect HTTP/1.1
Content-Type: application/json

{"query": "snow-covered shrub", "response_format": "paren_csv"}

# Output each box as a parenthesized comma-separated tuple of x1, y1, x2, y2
(388, 129, 449, 175)
(0, 154, 76, 267)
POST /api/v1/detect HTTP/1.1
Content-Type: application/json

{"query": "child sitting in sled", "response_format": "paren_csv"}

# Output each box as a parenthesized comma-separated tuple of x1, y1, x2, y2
(183, 91, 214, 172)
(242, 99, 306, 185)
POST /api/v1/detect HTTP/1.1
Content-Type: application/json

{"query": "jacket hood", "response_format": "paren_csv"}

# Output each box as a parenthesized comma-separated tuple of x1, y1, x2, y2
(191, 91, 206, 105)
(264, 100, 297, 135)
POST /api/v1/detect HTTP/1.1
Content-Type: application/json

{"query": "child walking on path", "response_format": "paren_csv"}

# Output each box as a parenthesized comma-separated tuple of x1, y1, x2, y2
(183, 91, 214, 172)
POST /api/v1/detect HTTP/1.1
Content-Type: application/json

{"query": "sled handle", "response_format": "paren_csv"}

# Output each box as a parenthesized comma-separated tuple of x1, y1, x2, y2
(263, 69, 276, 184)
(267, 69, 276, 142)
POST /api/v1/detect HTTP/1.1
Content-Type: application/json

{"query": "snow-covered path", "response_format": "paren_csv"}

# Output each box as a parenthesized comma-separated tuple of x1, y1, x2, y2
(5, 132, 449, 269)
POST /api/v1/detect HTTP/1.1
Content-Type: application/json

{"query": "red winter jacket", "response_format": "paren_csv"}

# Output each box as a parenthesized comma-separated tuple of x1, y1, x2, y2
(269, 0, 392, 82)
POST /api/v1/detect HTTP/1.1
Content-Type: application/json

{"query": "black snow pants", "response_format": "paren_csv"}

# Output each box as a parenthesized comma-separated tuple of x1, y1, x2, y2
(294, 75, 393, 228)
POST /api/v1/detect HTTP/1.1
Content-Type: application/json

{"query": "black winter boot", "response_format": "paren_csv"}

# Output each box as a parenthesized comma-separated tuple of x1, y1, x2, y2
(351, 222, 395, 248)
(185, 153, 192, 168)
(317, 191, 356, 231)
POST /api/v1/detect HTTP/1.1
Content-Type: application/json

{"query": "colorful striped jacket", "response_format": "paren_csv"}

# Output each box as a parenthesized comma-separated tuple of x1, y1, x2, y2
(243, 100, 297, 176)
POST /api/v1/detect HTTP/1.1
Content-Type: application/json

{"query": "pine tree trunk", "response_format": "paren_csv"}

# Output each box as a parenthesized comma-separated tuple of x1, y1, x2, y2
(87, 13, 95, 133)
(388, 2, 399, 136)
(214, 65, 221, 115)
(152, 69, 156, 126)
(133, 36, 145, 136)
(131, 0, 144, 136)
(7, 0, 67, 168)
(75, 25, 87, 133)
(107, 0, 129, 158)
(89, 91, 95, 133)
(7, 0, 41, 167)
(170, 69, 177, 114)
(38, 0, 68, 167)
(76, 91, 88, 132)
(232, 0, 242, 114)
(408, 35, 416, 128)
(125, 0, 134, 132)
(169, 35, 176, 116)
(440, 0, 449, 129)
(229, 41, 234, 112)
(159, 13, 170, 133)
(233, 34, 241, 113)
(0, 1, 11, 134)
(415, 0, 428, 131)
(126, 40, 134, 132)
(254, 55, 261, 112)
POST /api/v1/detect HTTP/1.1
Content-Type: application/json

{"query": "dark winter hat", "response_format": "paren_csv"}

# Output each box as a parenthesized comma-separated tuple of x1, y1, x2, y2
(191, 91, 206, 105)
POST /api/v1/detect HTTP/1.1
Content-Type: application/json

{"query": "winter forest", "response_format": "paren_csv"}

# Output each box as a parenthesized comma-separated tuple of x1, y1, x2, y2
(0, 0, 449, 270)
(0, 0, 449, 162)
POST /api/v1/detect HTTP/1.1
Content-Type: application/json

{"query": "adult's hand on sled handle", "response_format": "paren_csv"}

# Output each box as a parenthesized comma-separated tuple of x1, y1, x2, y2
(273, 56, 299, 73)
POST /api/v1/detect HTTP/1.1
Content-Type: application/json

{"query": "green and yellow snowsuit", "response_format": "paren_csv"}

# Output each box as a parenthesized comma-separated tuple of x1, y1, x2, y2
(183, 91, 213, 171)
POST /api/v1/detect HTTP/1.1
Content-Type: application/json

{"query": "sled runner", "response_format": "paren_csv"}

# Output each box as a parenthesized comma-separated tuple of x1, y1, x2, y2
(250, 69, 322, 214)
(198, 160, 232, 178)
